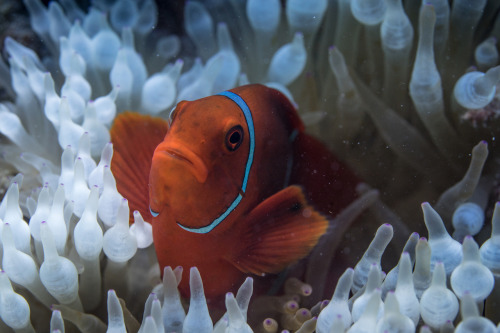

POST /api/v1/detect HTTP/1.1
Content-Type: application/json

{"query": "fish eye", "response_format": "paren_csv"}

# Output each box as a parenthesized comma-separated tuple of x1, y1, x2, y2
(225, 125, 244, 151)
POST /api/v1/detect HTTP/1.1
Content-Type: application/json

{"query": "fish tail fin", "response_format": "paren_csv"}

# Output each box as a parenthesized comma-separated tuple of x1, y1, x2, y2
(229, 185, 328, 275)
(110, 112, 168, 222)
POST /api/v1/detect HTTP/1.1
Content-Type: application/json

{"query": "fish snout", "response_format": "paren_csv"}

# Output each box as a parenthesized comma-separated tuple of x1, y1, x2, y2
(156, 142, 209, 183)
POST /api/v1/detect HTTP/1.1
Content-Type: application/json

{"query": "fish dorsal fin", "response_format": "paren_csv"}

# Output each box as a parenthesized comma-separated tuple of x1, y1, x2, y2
(228, 185, 328, 275)
(110, 112, 168, 222)
(265, 85, 305, 134)
(291, 132, 359, 217)
(230, 84, 305, 134)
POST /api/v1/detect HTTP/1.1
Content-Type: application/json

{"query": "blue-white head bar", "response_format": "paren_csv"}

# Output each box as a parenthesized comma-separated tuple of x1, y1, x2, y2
(177, 90, 255, 234)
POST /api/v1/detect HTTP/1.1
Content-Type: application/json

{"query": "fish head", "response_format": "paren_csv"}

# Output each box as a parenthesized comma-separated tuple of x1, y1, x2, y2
(149, 94, 252, 233)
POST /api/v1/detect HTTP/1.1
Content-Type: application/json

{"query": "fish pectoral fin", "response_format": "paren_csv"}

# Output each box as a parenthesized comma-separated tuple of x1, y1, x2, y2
(229, 185, 328, 276)
(110, 112, 169, 223)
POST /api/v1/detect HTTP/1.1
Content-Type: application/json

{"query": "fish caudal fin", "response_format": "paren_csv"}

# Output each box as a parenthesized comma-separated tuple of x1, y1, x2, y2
(110, 112, 168, 222)
(230, 185, 328, 276)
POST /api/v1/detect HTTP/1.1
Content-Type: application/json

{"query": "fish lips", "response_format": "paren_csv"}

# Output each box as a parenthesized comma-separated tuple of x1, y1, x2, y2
(156, 142, 209, 184)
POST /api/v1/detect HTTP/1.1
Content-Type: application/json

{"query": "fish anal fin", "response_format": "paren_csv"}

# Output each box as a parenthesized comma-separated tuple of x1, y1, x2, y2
(110, 112, 168, 222)
(229, 185, 328, 276)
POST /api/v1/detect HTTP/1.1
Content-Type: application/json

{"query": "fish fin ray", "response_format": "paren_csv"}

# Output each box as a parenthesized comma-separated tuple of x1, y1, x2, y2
(110, 112, 168, 222)
(229, 185, 328, 275)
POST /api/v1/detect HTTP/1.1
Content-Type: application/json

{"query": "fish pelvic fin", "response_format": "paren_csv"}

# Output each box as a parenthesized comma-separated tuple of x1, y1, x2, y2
(110, 112, 168, 223)
(229, 185, 328, 276)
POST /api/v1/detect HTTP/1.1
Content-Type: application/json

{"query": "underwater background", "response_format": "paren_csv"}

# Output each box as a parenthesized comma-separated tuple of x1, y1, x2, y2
(0, 0, 499, 331)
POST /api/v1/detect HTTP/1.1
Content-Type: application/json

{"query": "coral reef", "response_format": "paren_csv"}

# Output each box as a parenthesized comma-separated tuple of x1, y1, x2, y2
(0, 0, 499, 332)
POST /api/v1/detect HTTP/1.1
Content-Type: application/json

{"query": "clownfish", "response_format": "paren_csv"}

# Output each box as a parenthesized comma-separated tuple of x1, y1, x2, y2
(110, 84, 358, 299)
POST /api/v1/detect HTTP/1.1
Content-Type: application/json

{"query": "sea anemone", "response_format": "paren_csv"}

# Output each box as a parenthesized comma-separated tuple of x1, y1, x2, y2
(0, 0, 499, 332)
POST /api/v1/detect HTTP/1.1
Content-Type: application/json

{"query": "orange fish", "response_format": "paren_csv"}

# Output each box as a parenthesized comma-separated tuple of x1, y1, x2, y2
(110, 84, 358, 299)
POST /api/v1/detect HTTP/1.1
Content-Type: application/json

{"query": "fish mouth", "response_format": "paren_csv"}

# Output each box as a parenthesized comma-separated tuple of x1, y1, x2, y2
(158, 143, 209, 183)
(165, 148, 194, 165)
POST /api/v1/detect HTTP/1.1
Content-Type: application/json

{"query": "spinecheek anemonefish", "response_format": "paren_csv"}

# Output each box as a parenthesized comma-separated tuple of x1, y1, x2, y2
(110, 84, 359, 300)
